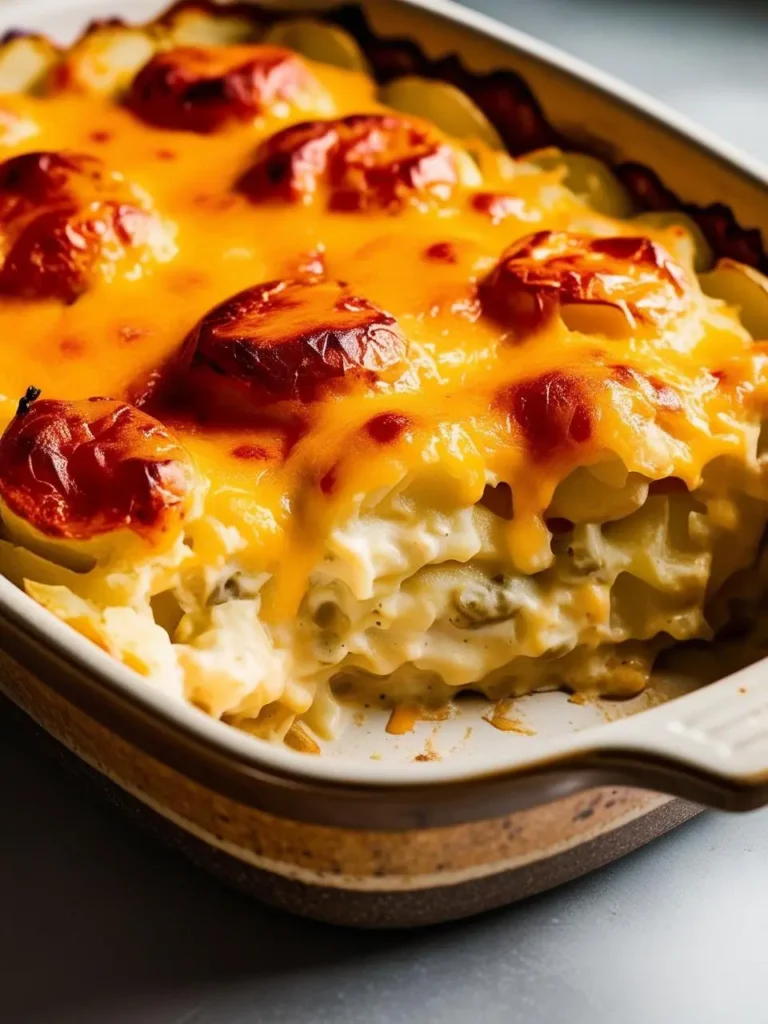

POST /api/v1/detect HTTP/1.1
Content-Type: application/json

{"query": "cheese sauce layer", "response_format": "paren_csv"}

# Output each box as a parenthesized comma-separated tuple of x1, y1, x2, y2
(0, 16, 767, 741)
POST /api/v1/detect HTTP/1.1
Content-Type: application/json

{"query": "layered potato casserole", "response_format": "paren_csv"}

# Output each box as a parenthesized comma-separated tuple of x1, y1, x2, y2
(0, 1, 767, 746)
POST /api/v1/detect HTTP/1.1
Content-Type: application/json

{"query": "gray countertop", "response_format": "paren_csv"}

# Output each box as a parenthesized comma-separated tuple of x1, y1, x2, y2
(2, 1, 768, 1022)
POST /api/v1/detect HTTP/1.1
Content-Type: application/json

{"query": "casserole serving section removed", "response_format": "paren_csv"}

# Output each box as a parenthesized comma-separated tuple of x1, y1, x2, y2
(0, 0, 767, 769)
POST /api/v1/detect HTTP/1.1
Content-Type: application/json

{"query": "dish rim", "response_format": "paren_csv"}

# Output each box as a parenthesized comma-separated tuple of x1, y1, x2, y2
(0, 0, 767, 794)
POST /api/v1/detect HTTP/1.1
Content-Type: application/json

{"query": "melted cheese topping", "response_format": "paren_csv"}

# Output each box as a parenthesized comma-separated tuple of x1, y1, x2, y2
(0, 66, 763, 596)
(0, 34, 767, 737)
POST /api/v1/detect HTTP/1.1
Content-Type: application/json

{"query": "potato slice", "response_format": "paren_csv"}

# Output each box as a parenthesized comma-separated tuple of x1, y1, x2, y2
(262, 18, 369, 73)
(160, 4, 259, 47)
(380, 76, 504, 149)
(699, 258, 768, 338)
(53, 24, 156, 95)
(633, 210, 713, 272)
(525, 147, 634, 218)
(24, 580, 112, 652)
(0, 35, 60, 94)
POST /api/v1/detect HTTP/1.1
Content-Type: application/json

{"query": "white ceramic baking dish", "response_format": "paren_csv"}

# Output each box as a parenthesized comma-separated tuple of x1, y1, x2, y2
(1, 0, 767, 928)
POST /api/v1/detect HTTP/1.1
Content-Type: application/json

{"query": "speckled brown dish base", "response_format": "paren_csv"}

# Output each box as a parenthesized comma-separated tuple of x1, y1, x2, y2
(0, 651, 698, 928)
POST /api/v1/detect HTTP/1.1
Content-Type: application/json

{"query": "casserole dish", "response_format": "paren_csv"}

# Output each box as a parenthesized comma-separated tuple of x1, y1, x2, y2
(1, 0, 768, 927)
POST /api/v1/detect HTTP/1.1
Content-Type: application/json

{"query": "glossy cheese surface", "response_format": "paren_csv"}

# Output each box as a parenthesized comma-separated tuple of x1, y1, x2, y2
(0, 44, 765, 629)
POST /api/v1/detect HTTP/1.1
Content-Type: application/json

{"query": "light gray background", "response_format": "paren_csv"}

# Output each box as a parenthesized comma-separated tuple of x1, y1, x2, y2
(2, 1, 768, 1022)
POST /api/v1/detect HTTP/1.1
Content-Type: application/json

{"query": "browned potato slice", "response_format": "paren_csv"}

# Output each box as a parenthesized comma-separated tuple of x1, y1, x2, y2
(479, 231, 688, 341)
(700, 258, 768, 338)
(379, 76, 504, 149)
(261, 18, 369, 73)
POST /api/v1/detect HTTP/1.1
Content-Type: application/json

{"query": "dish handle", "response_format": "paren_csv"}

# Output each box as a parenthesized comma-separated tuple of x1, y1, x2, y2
(581, 662, 768, 811)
